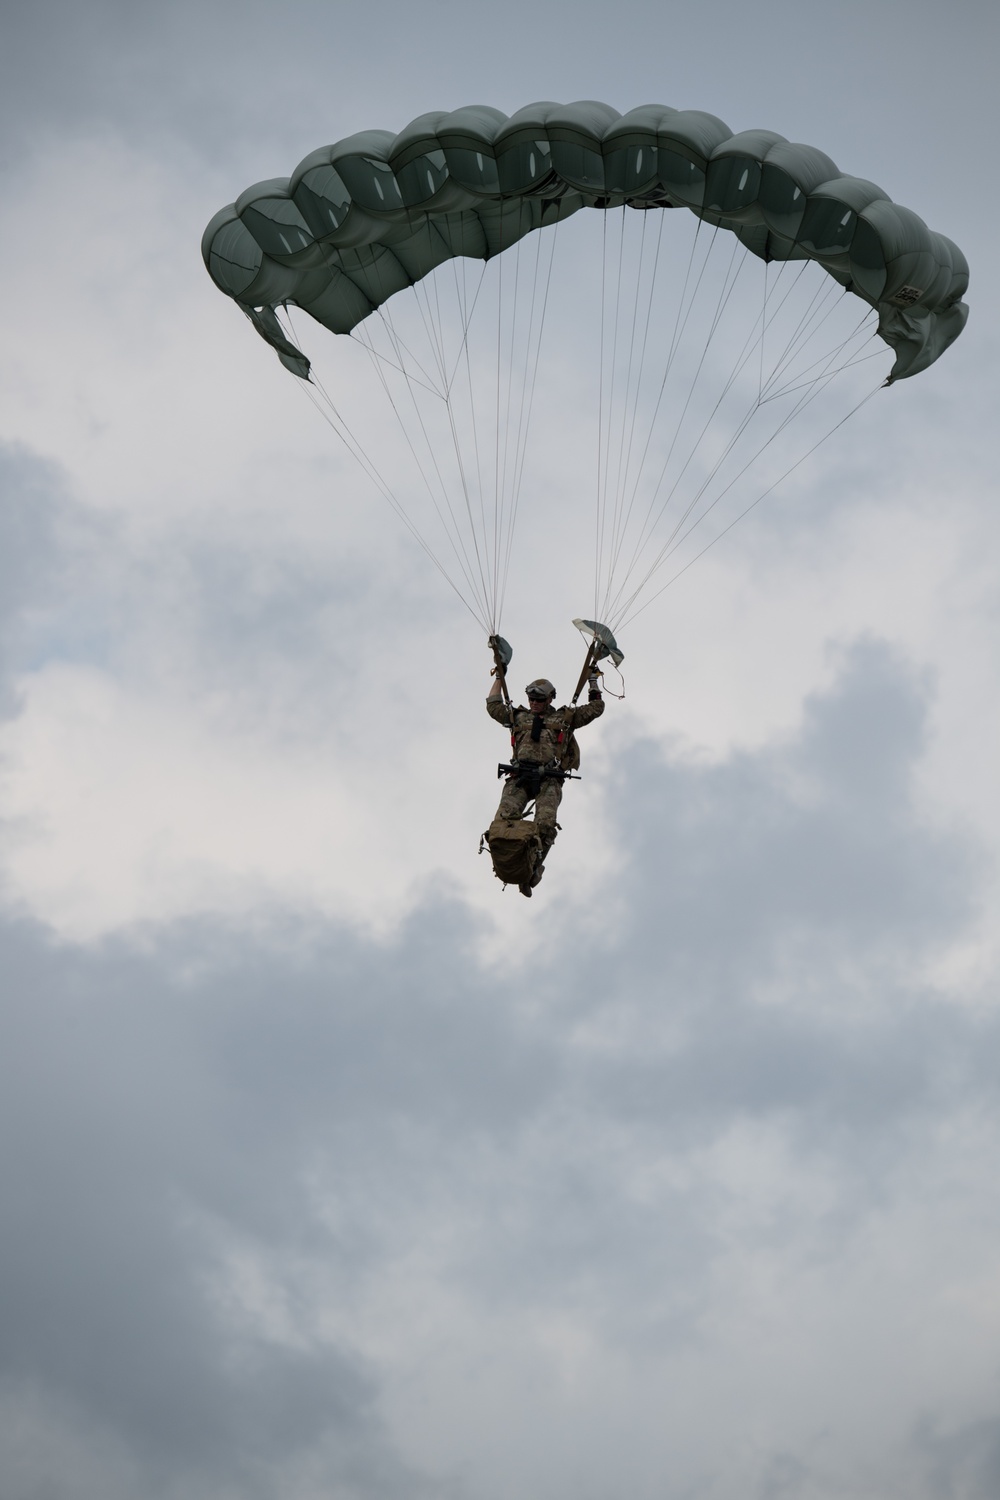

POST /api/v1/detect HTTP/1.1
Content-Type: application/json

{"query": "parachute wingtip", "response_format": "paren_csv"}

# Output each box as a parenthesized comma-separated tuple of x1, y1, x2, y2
(279, 350, 312, 380)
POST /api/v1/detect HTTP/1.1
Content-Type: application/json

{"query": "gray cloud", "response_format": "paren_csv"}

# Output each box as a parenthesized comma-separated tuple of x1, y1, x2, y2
(0, 445, 72, 711)
(0, 447, 65, 626)
(0, 642, 995, 1497)
(3, 0, 998, 221)
(917, 1415, 1000, 1500)
(0, 916, 448, 1498)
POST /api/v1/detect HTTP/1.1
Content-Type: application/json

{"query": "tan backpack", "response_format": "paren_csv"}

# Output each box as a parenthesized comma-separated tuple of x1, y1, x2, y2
(483, 816, 542, 887)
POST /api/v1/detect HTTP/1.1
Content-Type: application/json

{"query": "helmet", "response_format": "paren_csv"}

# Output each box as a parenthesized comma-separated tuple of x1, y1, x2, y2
(526, 678, 556, 701)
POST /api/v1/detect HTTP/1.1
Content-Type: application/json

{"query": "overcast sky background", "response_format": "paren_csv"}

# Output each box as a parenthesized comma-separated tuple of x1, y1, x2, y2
(1, 3, 998, 1498)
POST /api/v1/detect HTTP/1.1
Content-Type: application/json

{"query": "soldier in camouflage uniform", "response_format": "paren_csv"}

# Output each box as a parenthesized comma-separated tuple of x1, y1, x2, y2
(487, 666, 604, 894)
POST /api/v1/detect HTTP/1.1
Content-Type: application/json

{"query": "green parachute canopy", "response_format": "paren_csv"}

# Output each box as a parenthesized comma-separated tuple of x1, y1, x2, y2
(203, 100, 968, 385)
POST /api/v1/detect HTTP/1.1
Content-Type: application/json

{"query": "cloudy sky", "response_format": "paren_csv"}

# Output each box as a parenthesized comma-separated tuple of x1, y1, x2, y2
(1, 3, 998, 1497)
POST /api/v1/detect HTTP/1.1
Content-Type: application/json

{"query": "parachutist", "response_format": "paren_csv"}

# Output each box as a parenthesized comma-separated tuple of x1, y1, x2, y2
(484, 668, 604, 897)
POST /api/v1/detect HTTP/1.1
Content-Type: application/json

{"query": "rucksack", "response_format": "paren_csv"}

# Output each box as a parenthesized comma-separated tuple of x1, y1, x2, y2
(483, 816, 542, 886)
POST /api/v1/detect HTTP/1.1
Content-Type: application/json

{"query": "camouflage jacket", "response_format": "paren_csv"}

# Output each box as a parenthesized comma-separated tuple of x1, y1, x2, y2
(487, 692, 604, 769)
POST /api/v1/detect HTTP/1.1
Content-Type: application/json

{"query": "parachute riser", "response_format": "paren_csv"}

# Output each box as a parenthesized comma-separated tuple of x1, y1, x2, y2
(489, 635, 515, 724)
(570, 639, 602, 706)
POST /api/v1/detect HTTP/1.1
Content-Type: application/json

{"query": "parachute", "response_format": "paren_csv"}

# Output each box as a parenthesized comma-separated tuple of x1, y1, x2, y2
(202, 100, 968, 641)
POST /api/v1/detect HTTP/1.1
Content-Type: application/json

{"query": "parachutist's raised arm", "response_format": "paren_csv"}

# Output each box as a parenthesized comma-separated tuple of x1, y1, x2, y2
(487, 667, 515, 726)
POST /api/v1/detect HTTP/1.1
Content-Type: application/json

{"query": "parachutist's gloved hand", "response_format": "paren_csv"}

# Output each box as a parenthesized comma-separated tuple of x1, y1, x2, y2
(588, 670, 602, 700)
(488, 637, 505, 672)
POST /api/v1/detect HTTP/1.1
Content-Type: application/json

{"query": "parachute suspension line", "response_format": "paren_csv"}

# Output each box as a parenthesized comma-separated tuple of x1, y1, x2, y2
(609, 310, 884, 629)
(285, 344, 394, 503)
(398, 249, 509, 618)
(448, 247, 492, 618)
(345, 324, 442, 396)
(606, 206, 665, 590)
(625, 244, 777, 566)
(790, 329, 887, 386)
(497, 219, 559, 627)
(749, 269, 846, 404)
(755, 258, 839, 395)
(594, 206, 634, 619)
(750, 259, 846, 398)
(445, 250, 491, 395)
(599, 212, 706, 603)
(488, 209, 519, 633)
(601, 229, 745, 617)
(609, 214, 713, 554)
(373, 308, 490, 611)
(455, 212, 558, 636)
(415, 256, 451, 389)
(604, 290, 853, 627)
(598, 222, 723, 615)
(279, 195, 892, 649)
(351, 303, 495, 621)
(594, 208, 610, 621)
(430, 223, 541, 634)
(608, 206, 642, 547)
(597, 207, 637, 617)
(495, 232, 523, 619)
(612, 256, 836, 612)
(601, 204, 676, 618)
(303, 214, 555, 642)
(596, 206, 630, 616)
(410, 262, 498, 624)
(759, 287, 875, 403)
(281, 307, 486, 624)
(491, 212, 510, 634)
(352, 260, 447, 399)
(618, 380, 884, 631)
(759, 259, 768, 403)
(289, 358, 488, 634)
(342, 220, 562, 638)
(624, 284, 879, 615)
(397, 240, 494, 619)
(585, 208, 890, 633)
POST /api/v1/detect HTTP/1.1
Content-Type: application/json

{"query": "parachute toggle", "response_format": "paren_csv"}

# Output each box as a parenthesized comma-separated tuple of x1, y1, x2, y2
(489, 634, 513, 669)
(573, 618, 624, 669)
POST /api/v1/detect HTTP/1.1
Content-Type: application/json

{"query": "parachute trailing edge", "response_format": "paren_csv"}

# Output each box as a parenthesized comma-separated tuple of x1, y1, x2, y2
(202, 100, 968, 385)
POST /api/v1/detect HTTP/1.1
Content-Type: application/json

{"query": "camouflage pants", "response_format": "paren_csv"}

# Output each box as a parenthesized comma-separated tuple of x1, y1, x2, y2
(495, 772, 562, 858)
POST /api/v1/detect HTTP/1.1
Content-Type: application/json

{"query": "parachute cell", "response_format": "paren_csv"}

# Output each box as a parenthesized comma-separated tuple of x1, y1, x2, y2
(202, 100, 968, 386)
